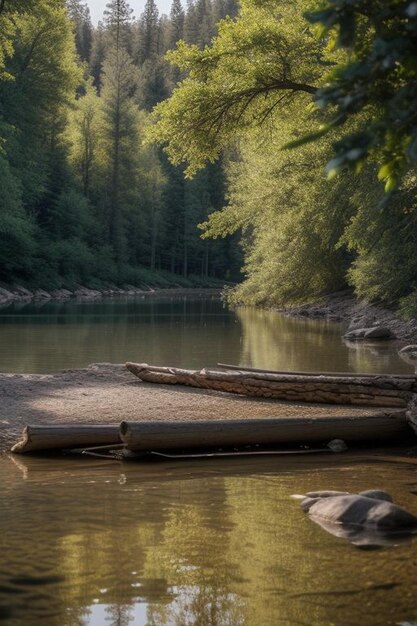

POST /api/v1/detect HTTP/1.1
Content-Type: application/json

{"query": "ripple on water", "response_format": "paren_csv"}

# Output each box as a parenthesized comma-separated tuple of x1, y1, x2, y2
(1, 454, 417, 626)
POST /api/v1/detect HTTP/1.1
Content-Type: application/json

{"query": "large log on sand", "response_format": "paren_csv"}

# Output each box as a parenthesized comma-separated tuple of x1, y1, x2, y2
(120, 413, 410, 452)
(126, 362, 417, 407)
(11, 424, 121, 454)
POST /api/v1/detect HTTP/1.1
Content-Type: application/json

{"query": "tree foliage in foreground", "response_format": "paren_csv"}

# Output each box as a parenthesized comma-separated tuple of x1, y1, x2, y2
(304, 0, 417, 191)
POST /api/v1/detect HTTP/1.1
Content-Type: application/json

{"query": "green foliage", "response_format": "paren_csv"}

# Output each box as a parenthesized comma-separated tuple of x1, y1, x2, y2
(12, 0, 417, 315)
(305, 0, 417, 188)
(202, 116, 350, 306)
(342, 172, 417, 303)
(148, 0, 325, 175)
(0, 154, 35, 279)
(0, 0, 239, 292)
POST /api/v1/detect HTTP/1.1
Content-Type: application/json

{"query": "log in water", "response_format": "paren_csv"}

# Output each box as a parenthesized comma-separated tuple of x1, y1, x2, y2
(119, 413, 410, 452)
(11, 424, 121, 454)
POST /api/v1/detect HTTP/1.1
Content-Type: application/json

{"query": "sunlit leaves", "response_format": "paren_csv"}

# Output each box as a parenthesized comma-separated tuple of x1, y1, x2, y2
(148, 0, 325, 176)
(305, 0, 417, 186)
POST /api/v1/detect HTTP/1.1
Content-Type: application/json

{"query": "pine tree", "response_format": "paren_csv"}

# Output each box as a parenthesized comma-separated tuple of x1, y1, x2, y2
(184, 0, 199, 44)
(66, 79, 102, 197)
(212, 0, 238, 23)
(66, 0, 92, 62)
(100, 46, 140, 259)
(195, 0, 214, 46)
(103, 0, 134, 49)
(89, 22, 106, 88)
(137, 0, 159, 64)
(168, 0, 185, 49)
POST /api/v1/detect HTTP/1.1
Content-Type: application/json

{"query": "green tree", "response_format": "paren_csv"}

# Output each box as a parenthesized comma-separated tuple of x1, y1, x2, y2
(148, 0, 322, 176)
(89, 21, 106, 88)
(137, 0, 159, 63)
(66, 0, 92, 62)
(0, 153, 36, 281)
(303, 0, 417, 190)
(66, 78, 103, 197)
(103, 0, 134, 48)
(100, 45, 140, 259)
(0, 0, 81, 209)
(168, 0, 185, 49)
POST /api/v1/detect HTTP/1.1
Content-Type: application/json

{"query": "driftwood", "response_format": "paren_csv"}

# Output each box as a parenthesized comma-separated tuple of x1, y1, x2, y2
(217, 363, 417, 380)
(119, 413, 410, 452)
(126, 362, 417, 408)
(11, 424, 121, 454)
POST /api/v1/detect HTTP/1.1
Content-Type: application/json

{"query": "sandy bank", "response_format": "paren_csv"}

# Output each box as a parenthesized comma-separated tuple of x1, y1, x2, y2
(0, 363, 382, 452)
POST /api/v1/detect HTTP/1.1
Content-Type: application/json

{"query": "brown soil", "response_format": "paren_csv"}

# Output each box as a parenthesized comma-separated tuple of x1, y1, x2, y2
(0, 363, 380, 452)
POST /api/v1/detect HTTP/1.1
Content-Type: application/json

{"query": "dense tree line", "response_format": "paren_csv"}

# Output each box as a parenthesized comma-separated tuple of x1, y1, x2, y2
(151, 0, 417, 316)
(0, 0, 240, 290)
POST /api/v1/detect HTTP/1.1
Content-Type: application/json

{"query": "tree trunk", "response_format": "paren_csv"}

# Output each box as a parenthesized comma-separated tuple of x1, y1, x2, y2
(11, 424, 121, 454)
(120, 414, 410, 452)
(126, 363, 417, 408)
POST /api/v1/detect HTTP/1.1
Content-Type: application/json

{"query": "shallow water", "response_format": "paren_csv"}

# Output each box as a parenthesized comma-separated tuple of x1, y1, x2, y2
(1, 453, 417, 626)
(0, 294, 413, 374)
(1, 294, 417, 626)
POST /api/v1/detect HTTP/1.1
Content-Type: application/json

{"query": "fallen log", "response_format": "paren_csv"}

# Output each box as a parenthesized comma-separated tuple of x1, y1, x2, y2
(11, 424, 121, 454)
(126, 363, 416, 407)
(217, 362, 417, 380)
(119, 413, 410, 452)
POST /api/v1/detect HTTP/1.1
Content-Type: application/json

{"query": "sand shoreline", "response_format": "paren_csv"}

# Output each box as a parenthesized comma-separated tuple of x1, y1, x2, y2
(0, 363, 387, 453)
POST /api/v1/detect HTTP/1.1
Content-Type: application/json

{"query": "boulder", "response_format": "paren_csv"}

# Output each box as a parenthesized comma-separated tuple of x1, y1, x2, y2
(364, 326, 394, 339)
(344, 326, 393, 340)
(300, 490, 417, 530)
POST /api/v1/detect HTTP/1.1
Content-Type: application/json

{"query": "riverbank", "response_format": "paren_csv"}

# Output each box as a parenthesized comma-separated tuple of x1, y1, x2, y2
(0, 284, 223, 306)
(277, 291, 417, 343)
(0, 363, 382, 452)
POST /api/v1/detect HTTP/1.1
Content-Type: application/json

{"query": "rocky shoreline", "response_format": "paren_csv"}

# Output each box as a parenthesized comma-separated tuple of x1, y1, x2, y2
(277, 291, 417, 344)
(0, 284, 222, 306)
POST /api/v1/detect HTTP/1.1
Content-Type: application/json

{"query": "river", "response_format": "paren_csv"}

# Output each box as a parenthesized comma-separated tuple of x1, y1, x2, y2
(0, 293, 416, 626)
(0, 292, 413, 374)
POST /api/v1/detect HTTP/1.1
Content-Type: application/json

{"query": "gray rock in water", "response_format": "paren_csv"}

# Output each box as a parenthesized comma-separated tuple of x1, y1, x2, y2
(399, 345, 417, 365)
(327, 439, 348, 453)
(300, 490, 417, 530)
(344, 328, 367, 339)
(364, 326, 393, 339)
(344, 326, 393, 340)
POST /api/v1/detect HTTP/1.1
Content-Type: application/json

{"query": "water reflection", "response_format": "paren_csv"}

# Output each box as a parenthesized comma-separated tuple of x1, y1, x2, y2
(236, 307, 412, 374)
(1, 454, 417, 626)
(0, 295, 413, 375)
(309, 517, 417, 549)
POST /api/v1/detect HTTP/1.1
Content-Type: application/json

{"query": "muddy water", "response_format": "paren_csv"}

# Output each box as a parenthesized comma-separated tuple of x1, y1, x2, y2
(1, 454, 417, 626)
(0, 294, 413, 374)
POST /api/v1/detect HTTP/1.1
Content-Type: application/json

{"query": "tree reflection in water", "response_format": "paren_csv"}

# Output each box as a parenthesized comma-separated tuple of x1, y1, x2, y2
(1, 455, 417, 626)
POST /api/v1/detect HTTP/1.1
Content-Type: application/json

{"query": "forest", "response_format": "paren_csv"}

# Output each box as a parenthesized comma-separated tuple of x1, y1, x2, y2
(1, 0, 417, 314)
(0, 0, 241, 290)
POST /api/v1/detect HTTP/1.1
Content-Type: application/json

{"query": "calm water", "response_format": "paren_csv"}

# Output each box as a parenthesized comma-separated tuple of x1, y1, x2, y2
(0, 293, 413, 374)
(1, 454, 417, 626)
(1, 293, 417, 626)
